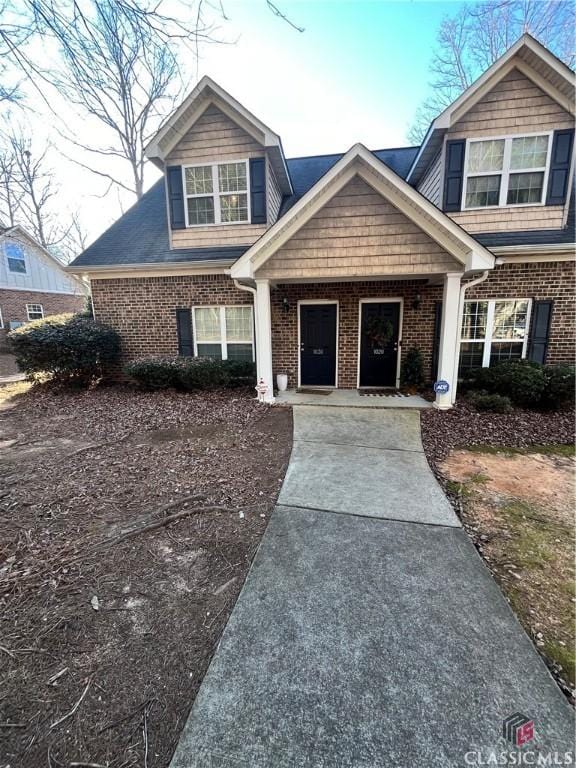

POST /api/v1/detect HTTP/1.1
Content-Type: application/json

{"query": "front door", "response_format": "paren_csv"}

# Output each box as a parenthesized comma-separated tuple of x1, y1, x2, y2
(359, 301, 401, 388)
(299, 303, 337, 387)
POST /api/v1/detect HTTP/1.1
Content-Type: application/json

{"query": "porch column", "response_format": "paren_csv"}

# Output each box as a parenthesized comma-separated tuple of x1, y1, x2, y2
(434, 272, 463, 410)
(255, 278, 275, 403)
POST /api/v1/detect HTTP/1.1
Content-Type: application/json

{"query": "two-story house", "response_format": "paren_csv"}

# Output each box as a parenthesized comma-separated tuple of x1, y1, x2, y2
(0, 224, 86, 350)
(68, 34, 575, 407)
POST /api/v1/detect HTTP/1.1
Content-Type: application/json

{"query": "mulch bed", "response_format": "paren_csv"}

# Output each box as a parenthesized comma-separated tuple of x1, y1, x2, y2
(0, 385, 292, 767)
(421, 400, 575, 478)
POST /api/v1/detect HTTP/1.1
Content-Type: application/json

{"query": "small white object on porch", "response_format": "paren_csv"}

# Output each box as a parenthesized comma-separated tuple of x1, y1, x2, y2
(435, 271, 463, 410)
(255, 278, 275, 403)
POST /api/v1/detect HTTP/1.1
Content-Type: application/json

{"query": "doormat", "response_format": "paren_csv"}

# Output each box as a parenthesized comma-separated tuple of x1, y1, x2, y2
(297, 388, 333, 395)
(358, 390, 410, 398)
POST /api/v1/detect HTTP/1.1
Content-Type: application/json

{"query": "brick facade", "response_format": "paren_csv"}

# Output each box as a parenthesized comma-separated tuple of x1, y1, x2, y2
(89, 261, 575, 388)
(0, 289, 85, 351)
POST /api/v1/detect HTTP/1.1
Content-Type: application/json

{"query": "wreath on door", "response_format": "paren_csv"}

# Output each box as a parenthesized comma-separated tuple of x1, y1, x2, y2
(365, 317, 394, 349)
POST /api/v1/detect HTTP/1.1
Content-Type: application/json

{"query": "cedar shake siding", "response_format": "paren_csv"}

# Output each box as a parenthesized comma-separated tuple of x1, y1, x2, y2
(446, 68, 573, 233)
(257, 177, 462, 280)
(0, 289, 85, 351)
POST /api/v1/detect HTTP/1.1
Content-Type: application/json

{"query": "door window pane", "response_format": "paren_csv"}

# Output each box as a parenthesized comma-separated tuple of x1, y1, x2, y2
(185, 166, 213, 195)
(492, 300, 529, 340)
(465, 175, 500, 208)
(506, 172, 544, 205)
(194, 307, 221, 342)
(225, 306, 252, 340)
(467, 140, 505, 173)
(187, 197, 215, 225)
(510, 135, 548, 170)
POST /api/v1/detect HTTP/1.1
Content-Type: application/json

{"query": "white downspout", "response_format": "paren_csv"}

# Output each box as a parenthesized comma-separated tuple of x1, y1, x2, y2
(233, 277, 258, 354)
(452, 269, 490, 397)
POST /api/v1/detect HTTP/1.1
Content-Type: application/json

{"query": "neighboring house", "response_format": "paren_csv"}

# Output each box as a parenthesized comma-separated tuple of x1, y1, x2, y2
(68, 34, 575, 408)
(0, 225, 87, 350)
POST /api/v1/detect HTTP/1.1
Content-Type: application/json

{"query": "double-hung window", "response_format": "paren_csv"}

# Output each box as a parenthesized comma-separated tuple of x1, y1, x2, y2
(193, 306, 254, 361)
(26, 303, 44, 321)
(463, 134, 551, 209)
(459, 299, 531, 373)
(184, 161, 249, 226)
(5, 241, 27, 274)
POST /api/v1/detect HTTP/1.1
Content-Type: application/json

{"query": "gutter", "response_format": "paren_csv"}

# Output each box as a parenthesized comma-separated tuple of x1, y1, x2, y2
(65, 259, 236, 275)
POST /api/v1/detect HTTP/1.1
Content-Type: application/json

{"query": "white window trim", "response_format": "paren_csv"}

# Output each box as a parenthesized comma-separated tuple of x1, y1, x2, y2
(182, 159, 251, 227)
(0, 307, 3, 329)
(459, 298, 532, 368)
(4, 242, 28, 275)
(462, 131, 552, 211)
(26, 303, 44, 321)
(191, 305, 254, 361)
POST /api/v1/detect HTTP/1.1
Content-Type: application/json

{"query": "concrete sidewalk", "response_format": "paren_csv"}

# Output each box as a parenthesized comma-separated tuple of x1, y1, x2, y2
(170, 406, 575, 767)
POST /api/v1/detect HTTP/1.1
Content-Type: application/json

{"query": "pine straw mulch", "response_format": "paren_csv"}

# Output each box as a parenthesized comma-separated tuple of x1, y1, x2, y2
(0, 383, 292, 768)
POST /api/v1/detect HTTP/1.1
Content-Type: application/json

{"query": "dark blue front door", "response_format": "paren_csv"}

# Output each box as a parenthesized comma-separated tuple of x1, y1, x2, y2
(299, 304, 337, 387)
(359, 301, 401, 388)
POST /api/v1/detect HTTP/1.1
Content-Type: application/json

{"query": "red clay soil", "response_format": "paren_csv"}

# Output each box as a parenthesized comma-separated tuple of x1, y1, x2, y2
(0, 384, 292, 768)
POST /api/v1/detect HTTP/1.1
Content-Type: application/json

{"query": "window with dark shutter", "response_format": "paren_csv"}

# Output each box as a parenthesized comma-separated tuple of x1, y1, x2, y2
(443, 140, 465, 212)
(167, 166, 186, 230)
(249, 157, 267, 224)
(527, 300, 553, 365)
(176, 308, 193, 356)
(546, 130, 574, 206)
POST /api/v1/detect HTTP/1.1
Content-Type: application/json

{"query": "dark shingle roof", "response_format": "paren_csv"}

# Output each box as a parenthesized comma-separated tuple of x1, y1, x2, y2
(70, 147, 419, 268)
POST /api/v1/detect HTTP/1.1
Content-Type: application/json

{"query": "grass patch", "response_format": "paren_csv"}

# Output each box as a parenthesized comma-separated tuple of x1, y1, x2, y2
(544, 640, 575, 686)
(466, 443, 575, 457)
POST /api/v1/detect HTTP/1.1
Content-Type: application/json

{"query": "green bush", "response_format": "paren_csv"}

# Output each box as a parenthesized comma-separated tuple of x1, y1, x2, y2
(541, 364, 576, 410)
(125, 356, 256, 391)
(8, 313, 120, 385)
(401, 347, 425, 389)
(463, 361, 547, 408)
(468, 391, 513, 413)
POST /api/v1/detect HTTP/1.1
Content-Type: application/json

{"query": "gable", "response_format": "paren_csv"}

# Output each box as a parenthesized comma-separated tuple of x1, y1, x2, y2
(0, 232, 82, 294)
(256, 176, 462, 280)
(166, 105, 265, 165)
(448, 68, 574, 140)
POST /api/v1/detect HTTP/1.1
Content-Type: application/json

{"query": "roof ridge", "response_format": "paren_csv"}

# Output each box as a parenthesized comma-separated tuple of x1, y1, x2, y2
(286, 145, 418, 162)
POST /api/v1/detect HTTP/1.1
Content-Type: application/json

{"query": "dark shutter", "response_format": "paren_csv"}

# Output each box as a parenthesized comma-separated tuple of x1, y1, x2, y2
(431, 301, 443, 380)
(546, 130, 574, 206)
(443, 140, 466, 212)
(527, 300, 553, 365)
(166, 166, 186, 229)
(249, 157, 267, 224)
(176, 308, 193, 357)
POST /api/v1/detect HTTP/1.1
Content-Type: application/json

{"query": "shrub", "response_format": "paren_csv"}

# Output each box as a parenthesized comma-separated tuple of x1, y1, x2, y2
(8, 313, 120, 385)
(401, 347, 425, 389)
(125, 356, 256, 391)
(463, 361, 547, 408)
(468, 391, 513, 413)
(541, 364, 576, 410)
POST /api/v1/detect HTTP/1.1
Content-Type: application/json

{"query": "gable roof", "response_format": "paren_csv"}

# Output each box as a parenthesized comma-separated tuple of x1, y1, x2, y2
(231, 143, 495, 279)
(408, 33, 576, 185)
(145, 75, 292, 195)
(68, 147, 418, 270)
(0, 225, 84, 280)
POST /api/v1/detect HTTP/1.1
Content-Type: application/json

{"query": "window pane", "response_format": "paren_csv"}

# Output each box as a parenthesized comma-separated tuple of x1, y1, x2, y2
(187, 196, 215, 225)
(197, 343, 222, 359)
(492, 300, 529, 340)
(27, 303, 44, 320)
(220, 193, 248, 223)
(185, 166, 213, 195)
(226, 343, 253, 361)
(218, 162, 247, 193)
(461, 301, 488, 340)
(225, 306, 252, 341)
(5, 242, 26, 273)
(465, 175, 500, 208)
(194, 307, 221, 342)
(467, 140, 504, 173)
(489, 342, 524, 366)
(510, 135, 548, 170)
(506, 172, 544, 205)
(459, 342, 484, 374)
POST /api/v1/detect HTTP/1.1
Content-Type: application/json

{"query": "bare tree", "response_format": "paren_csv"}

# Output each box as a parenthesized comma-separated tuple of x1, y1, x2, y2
(0, 149, 22, 227)
(409, 0, 576, 143)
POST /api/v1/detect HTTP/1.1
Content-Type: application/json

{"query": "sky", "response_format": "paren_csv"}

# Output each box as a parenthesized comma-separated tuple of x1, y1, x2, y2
(5, 0, 466, 248)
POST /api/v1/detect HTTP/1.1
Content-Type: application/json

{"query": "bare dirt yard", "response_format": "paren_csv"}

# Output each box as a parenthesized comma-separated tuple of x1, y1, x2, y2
(422, 403, 575, 704)
(0, 382, 292, 767)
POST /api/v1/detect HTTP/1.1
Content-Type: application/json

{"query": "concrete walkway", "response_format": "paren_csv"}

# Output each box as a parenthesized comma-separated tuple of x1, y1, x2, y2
(170, 406, 574, 767)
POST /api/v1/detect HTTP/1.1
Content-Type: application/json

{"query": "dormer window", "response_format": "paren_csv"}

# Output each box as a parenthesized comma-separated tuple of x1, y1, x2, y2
(183, 161, 250, 226)
(463, 134, 551, 209)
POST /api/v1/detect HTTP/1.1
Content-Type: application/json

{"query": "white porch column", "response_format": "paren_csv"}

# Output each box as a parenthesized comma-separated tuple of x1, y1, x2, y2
(434, 272, 463, 410)
(255, 279, 275, 403)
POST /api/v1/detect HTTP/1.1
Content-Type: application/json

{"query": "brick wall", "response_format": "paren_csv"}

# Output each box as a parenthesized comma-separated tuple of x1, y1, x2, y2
(0, 289, 85, 351)
(91, 274, 253, 362)
(89, 261, 575, 387)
